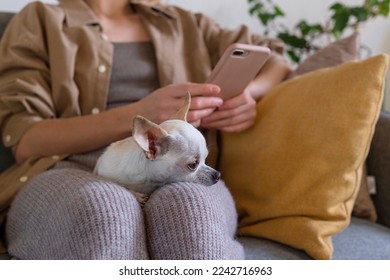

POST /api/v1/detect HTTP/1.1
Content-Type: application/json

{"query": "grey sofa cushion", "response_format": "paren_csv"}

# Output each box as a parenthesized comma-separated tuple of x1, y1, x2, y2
(332, 217, 390, 259)
(239, 237, 311, 260)
(240, 217, 390, 260)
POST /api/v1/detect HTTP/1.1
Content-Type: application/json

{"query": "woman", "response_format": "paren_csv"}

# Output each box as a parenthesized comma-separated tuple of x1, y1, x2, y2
(0, 0, 291, 259)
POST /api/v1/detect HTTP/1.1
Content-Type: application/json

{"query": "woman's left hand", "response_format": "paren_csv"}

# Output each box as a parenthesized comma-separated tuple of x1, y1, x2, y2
(200, 88, 257, 133)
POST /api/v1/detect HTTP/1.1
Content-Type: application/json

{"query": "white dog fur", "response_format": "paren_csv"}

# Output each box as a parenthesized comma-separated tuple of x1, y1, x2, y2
(94, 93, 220, 198)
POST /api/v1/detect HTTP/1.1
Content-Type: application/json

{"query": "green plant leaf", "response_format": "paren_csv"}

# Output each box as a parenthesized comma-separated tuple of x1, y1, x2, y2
(332, 9, 350, 34)
(379, 3, 390, 15)
(367, 0, 379, 6)
(296, 20, 323, 36)
(330, 2, 345, 11)
(259, 13, 273, 25)
(351, 7, 368, 21)
(249, 3, 262, 15)
(274, 6, 285, 16)
(287, 49, 301, 63)
(278, 33, 308, 49)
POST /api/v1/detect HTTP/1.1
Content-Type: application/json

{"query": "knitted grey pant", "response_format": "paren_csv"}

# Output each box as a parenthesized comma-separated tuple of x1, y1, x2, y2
(6, 168, 243, 260)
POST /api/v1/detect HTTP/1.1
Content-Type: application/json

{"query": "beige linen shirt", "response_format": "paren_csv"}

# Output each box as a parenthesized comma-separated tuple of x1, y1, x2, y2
(0, 0, 284, 252)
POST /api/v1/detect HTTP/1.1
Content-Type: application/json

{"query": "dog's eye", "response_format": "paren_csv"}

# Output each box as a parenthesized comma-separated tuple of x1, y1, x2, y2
(187, 158, 199, 171)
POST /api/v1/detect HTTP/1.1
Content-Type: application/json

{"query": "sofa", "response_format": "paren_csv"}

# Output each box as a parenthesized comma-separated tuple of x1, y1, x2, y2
(1, 11, 390, 260)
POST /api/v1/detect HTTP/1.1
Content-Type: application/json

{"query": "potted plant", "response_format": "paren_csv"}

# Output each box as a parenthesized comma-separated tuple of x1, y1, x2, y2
(247, 0, 390, 63)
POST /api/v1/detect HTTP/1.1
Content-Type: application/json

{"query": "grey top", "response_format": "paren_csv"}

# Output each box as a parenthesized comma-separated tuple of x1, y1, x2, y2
(107, 41, 160, 109)
(64, 41, 160, 170)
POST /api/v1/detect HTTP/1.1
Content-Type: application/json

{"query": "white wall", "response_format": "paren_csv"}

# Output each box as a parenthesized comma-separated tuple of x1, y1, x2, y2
(1, 0, 390, 108)
(0, 0, 57, 12)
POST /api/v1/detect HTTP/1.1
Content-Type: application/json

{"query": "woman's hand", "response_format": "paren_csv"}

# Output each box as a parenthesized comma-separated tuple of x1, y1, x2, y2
(134, 83, 222, 127)
(200, 88, 257, 133)
(14, 83, 222, 163)
(198, 54, 291, 133)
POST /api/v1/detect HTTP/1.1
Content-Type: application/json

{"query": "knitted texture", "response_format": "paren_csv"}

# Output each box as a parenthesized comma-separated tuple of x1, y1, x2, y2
(6, 162, 243, 259)
(6, 168, 148, 260)
(144, 181, 244, 260)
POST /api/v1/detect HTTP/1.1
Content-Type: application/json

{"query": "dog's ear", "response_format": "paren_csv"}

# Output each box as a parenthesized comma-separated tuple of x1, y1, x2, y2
(170, 91, 191, 122)
(133, 116, 169, 160)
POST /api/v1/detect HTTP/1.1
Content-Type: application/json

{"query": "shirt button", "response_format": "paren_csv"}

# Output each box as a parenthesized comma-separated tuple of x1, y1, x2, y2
(51, 155, 60, 160)
(100, 34, 109, 41)
(19, 176, 28, 183)
(92, 108, 100, 115)
(5, 135, 11, 143)
(98, 64, 107, 73)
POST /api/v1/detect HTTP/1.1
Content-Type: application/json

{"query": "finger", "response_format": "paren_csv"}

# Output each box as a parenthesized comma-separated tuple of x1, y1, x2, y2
(201, 115, 243, 129)
(187, 83, 221, 97)
(205, 109, 256, 129)
(189, 119, 202, 128)
(190, 96, 223, 110)
(218, 92, 250, 110)
(202, 104, 250, 123)
(201, 116, 254, 132)
(187, 108, 216, 123)
(167, 83, 221, 98)
(202, 105, 256, 129)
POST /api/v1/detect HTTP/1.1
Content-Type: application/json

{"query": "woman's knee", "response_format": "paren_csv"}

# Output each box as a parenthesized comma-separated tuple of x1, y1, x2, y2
(145, 180, 238, 236)
(6, 168, 147, 259)
(143, 181, 244, 259)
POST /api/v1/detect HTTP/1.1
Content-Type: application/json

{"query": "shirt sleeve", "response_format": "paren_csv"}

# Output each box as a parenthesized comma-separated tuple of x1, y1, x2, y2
(0, 3, 55, 149)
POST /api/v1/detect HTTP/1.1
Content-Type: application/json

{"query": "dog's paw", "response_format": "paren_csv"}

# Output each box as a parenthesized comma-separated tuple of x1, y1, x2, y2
(133, 192, 149, 207)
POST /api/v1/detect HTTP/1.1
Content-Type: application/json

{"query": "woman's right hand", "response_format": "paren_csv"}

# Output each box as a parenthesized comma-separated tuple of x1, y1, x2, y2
(134, 83, 223, 127)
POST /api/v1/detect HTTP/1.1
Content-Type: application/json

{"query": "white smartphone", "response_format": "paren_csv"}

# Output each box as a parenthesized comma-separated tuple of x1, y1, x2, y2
(206, 43, 271, 100)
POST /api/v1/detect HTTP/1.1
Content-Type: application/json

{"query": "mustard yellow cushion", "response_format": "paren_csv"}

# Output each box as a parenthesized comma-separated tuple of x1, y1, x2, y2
(220, 55, 389, 260)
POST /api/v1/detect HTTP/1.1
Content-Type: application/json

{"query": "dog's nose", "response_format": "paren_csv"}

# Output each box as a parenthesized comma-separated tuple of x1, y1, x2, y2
(213, 171, 221, 184)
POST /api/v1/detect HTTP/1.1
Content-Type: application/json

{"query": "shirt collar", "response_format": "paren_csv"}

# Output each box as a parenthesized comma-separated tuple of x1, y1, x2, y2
(133, 2, 176, 19)
(59, 0, 175, 28)
(59, 0, 99, 27)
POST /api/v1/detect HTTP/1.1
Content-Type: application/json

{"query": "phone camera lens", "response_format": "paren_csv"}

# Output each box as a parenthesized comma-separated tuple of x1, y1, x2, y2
(232, 49, 247, 57)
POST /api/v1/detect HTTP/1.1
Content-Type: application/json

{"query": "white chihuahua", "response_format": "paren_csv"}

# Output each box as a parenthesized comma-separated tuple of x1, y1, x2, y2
(94, 93, 220, 201)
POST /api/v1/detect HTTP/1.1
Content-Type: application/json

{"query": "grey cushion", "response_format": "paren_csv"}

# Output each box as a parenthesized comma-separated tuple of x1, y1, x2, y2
(332, 217, 390, 259)
(240, 217, 390, 260)
(239, 237, 311, 260)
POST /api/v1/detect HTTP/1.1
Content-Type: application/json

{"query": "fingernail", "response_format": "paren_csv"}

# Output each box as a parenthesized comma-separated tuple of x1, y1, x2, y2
(211, 85, 221, 93)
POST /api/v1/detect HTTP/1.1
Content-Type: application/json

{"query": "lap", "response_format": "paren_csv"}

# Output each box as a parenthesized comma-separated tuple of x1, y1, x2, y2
(6, 167, 241, 259)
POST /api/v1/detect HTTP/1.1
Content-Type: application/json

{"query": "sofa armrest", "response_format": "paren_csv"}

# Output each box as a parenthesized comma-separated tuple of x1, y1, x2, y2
(0, 142, 15, 173)
(0, 12, 16, 174)
(0, 12, 14, 39)
(366, 112, 390, 228)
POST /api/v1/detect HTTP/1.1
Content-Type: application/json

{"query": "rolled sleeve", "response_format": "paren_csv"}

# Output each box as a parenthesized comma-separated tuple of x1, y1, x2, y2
(0, 6, 55, 149)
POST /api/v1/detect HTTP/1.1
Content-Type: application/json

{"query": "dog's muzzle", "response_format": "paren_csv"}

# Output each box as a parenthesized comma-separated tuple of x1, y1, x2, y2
(198, 166, 221, 186)
(212, 170, 221, 184)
